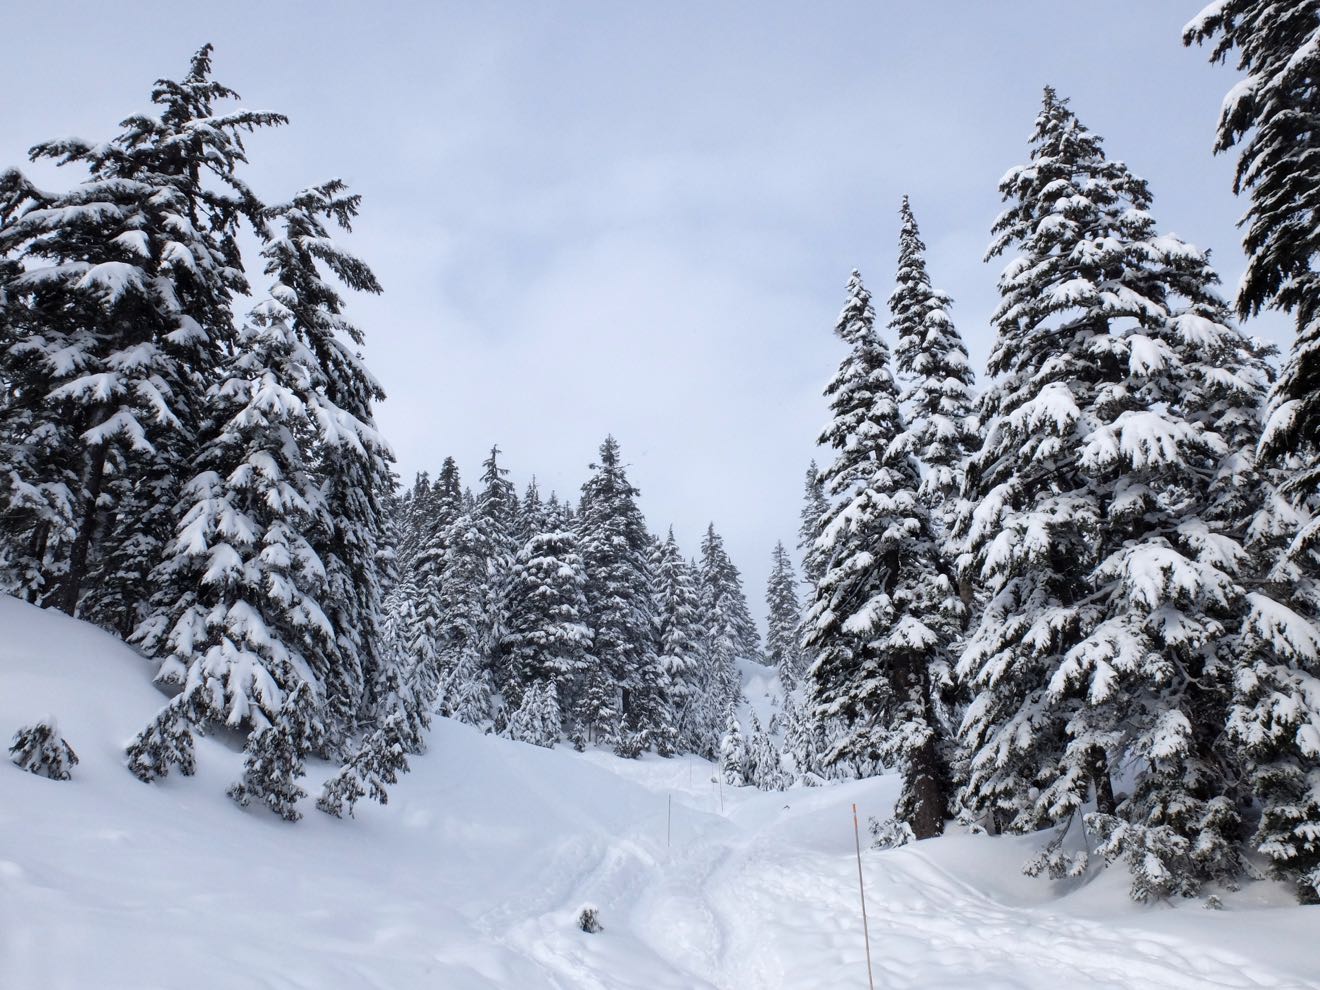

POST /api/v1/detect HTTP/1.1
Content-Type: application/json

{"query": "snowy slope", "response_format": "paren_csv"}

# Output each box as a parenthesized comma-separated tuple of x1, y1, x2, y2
(2, 595, 1319, 990)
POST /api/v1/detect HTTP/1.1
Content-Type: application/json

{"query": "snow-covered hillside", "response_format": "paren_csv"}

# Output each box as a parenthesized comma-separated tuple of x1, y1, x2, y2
(3, 595, 1318, 990)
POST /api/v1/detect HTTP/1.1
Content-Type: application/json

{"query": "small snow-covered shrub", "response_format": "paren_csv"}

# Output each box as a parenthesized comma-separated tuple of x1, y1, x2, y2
(9, 719, 78, 780)
(1023, 820, 1088, 880)
(613, 731, 644, 760)
(577, 906, 602, 934)
(869, 816, 915, 850)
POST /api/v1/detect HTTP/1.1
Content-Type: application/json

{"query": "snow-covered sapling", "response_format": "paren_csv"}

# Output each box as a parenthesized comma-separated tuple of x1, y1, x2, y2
(869, 817, 915, 851)
(317, 712, 410, 819)
(577, 906, 602, 934)
(9, 719, 78, 780)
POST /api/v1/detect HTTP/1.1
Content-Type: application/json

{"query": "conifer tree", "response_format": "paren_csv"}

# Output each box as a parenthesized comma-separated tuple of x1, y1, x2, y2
(698, 523, 760, 743)
(476, 445, 519, 691)
(806, 269, 957, 838)
(962, 88, 1288, 894)
(502, 513, 592, 714)
(577, 436, 655, 743)
(228, 682, 317, 822)
(1186, 2, 1320, 497)
(765, 541, 805, 690)
(888, 196, 978, 536)
(719, 713, 747, 786)
(9, 719, 78, 780)
(265, 182, 389, 742)
(0, 46, 286, 614)
(125, 686, 211, 782)
(131, 186, 386, 751)
(653, 529, 706, 753)
(798, 462, 829, 588)
(435, 504, 495, 712)
(317, 711, 410, 818)
(506, 680, 563, 748)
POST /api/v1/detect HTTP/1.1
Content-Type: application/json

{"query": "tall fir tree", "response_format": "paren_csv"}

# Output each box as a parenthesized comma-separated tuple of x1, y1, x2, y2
(805, 269, 956, 838)
(652, 528, 707, 753)
(1186, 2, 1320, 498)
(698, 523, 761, 726)
(961, 88, 1289, 895)
(502, 506, 592, 718)
(0, 46, 285, 613)
(576, 436, 656, 744)
(765, 541, 806, 690)
(888, 196, 979, 537)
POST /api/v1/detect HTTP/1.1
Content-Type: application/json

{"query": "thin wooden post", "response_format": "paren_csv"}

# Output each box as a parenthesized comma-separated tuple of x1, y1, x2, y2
(852, 803, 875, 990)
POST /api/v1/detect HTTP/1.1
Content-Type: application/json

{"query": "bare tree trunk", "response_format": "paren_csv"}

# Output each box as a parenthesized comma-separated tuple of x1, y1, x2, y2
(57, 439, 108, 616)
(1088, 745, 1116, 816)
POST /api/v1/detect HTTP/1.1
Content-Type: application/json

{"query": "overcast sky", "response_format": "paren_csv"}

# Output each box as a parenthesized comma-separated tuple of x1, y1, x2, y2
(3, 1, 1283, 621)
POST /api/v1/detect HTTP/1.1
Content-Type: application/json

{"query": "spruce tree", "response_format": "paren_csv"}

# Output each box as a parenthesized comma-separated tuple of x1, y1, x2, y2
(131, 187, 388, 750)
(505, 680, 563, 748)
(806, 269, 956, 838)
(798, 462, 829, 588)
(888, 196, 978, 537)
(502, 512, 592, 716)
(1186, 2, 1320, 496)
(697, 523, 761, 746)
(475, 445, 519, 691)
(264, 182, 389, 743)
(317, 711, 410, 819)
(719, 713, 747, 786)
(0, 46, 284, 614)
(653, 529, 706, 753)
(576, 436, 655, 743)
(962, 88, 1285, 894)
(765, 541, 805, 690)
(228, 682, 317, 822)
(9, 719, 79, 780)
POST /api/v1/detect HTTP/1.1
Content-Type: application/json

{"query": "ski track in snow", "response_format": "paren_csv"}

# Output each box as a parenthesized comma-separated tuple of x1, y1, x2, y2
(4, 598, 1320, 990)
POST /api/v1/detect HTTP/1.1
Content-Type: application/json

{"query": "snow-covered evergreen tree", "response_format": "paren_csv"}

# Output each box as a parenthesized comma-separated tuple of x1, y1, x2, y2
(889, 196, 978, 539)
(316, 711, 410, 819)
(505, 680, 563, 749)
(798, 461, 829, 589)
(1186, 1, 1320, 497)
(962, 88, 1289, 895)
(262, 182, 390, 743)
(652, 529, 706, 754)
(130, 191, 380, 751)
(745, 713, 787, 791)
(124, 686, 211, 782)
(697, 523, 760, 746)
(765, 541, 805, 690)
(228, 682, 317, 822)
(577, 436, 656, 744)
(8, 718, 78, 780)
(502, 515, 592, 715)
(475, 445, 519, 692)
(719, 713, 747, 786)
(0, 46, 284, 613)
(805, 269, 956, 838)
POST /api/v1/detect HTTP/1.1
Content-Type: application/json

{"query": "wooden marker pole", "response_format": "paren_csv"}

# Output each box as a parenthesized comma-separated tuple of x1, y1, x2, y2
(852, 803, 875, 990)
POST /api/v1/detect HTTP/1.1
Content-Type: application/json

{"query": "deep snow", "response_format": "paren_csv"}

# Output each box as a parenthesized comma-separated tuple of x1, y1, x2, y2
(2, 595, 1318, 989)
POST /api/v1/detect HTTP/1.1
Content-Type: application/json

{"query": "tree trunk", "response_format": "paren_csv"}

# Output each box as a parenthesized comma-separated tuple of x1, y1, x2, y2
(1088, 745, 1116, 816)
(58, 439, 109, 616)
(907, 732, 949, 840)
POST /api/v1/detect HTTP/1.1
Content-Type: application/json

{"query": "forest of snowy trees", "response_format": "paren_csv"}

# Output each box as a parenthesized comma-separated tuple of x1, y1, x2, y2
(4, 0, 1320, 907)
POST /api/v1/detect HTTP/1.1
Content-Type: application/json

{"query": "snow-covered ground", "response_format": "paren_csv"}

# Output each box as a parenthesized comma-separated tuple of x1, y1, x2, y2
(3, 595, 1318, 990)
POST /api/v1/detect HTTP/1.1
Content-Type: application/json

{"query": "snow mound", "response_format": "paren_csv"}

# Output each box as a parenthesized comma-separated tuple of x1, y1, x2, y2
(3, 595, 1319, 989)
